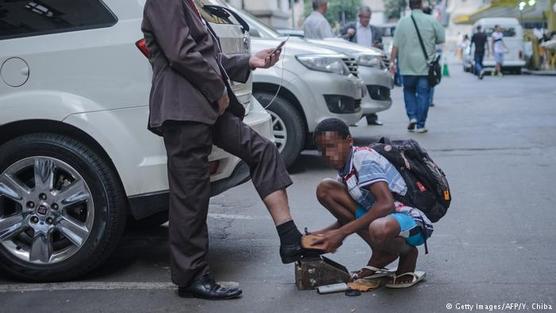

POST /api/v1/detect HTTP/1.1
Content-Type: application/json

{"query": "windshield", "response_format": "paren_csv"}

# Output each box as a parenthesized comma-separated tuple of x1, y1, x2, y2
(231, 8, 280, 39)
(484, 27, 517, 37)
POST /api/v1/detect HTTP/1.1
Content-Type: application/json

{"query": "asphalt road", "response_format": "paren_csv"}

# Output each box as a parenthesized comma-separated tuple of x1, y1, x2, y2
(1, 68, 555, 313)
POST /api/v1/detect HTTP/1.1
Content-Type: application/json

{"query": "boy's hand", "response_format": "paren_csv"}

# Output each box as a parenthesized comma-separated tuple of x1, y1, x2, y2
(312, 229, 346, 253)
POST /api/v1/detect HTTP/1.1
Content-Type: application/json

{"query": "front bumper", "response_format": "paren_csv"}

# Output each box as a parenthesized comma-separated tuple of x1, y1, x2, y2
(299, 71, 363, 129)
(358, 66, 394, 115)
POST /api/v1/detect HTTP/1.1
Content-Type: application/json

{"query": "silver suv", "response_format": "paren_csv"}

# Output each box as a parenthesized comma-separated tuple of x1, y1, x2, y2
(227, 6, 365, 168)
(0, 0, 272, 281)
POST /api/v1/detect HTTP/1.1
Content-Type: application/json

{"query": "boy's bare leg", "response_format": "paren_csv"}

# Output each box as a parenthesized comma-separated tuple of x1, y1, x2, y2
(316, 179, 374, 245)
(369, 217, 419, 283)
(316, 179, 419, 282)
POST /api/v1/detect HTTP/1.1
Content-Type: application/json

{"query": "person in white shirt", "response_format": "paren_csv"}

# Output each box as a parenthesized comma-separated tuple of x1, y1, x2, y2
(340, 6, 383, 49)
(303, 0, 334, 39)
(340, 6, 385, 126)
(491, 25, 508, 77)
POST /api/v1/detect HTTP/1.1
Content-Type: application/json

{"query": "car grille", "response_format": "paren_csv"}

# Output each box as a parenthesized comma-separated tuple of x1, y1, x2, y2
(324, 95, 361, 113)
(342, 57, 359, 77)
(382, 56, 390, 69)
(354, 99, 361, 110)
(366, 85, 391, 101)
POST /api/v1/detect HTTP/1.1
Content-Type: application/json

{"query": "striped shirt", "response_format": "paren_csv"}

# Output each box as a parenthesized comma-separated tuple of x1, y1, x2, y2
(338, 146, 407, 209)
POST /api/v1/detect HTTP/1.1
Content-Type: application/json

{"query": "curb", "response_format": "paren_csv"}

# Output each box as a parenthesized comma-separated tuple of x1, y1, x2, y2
(522, 69, 556, 76)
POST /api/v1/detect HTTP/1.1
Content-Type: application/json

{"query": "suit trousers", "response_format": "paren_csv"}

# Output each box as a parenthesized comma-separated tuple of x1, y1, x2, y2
(162, 111, 292, 286)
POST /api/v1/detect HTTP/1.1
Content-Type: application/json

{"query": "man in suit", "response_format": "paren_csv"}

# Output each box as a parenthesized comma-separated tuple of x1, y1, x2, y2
(142, 0, 309, 300)
(341, 6, 384, 126)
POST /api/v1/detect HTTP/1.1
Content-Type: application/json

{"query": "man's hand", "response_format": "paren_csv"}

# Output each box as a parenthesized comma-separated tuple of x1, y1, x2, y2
(347, 28, 356, 37)
(217, 93, 230, 115)
(249, 48, 281, 69)
(389, 63, 397, 76)
(312, 229, 346, 253)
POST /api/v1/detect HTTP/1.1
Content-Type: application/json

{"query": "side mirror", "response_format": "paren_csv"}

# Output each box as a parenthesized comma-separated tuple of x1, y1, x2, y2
(202, 5, 250, 34)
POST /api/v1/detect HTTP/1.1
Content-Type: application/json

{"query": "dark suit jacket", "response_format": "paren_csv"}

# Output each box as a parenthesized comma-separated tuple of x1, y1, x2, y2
(340, 22, 383, 48)
(141, 0, 251, 135)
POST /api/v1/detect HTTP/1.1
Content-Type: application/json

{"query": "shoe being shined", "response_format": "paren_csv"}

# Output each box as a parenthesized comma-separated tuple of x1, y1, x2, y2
(178, 273, 242, 300)
(280, 241, 304, 264)
(280, 238, 324, 264)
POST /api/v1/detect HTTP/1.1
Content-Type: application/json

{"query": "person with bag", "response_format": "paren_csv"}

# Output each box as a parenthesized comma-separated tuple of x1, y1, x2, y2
(389, 0, 445, 133)
(308, 118, 441, 289)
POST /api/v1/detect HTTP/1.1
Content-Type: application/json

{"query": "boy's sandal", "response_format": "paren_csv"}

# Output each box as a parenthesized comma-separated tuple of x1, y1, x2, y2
(351, 266, 396, 280)
(385, 271, 426, 289)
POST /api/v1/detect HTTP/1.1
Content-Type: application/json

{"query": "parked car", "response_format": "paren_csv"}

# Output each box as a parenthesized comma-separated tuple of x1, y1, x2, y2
(237, 10, 393, 127)
(0, 0, 273, 282)
(304, 38, 393, 125)
(463, 17, 526, 74)
(225, 6, 365, 167)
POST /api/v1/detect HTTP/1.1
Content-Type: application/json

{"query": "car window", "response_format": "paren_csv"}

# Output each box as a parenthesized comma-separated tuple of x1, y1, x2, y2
(232, 8, 280, 39)
(0, 0, 117, 40)
(485, 27, 516, 37)
(195, 0, 237, 25)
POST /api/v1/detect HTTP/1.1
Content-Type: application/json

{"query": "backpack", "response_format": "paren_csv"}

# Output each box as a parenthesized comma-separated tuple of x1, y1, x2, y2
(370, 137, 451, 223)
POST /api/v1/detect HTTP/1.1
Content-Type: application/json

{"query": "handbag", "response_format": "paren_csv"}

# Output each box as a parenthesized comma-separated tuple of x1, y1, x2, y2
(410, 15, 441, 87)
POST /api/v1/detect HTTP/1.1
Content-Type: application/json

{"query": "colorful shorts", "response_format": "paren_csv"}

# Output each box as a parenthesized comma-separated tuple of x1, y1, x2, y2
(355, 206, 426, 247)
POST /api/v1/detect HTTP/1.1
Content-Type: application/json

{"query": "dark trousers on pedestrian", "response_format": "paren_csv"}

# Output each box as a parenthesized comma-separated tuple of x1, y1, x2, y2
(402, 75, 431, 129)
(161, 112, 292, 287)
(474, 52, 484, 76)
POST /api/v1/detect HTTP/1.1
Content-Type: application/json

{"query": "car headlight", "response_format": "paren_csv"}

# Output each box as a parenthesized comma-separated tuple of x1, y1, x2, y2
(358, 54, 384, 68)
(296, 54, 350, 76)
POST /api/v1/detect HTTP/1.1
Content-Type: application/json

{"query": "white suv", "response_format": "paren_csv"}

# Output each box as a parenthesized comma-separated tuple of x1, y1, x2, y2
(0, 0, 272, 281)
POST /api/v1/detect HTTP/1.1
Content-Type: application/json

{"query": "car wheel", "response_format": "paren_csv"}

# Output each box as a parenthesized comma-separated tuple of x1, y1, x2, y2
(0, 133, 127, 282)
(254, 92, 305, 168)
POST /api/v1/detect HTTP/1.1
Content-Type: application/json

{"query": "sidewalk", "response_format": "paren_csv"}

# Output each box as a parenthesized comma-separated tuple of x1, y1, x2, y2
(522, 68, 556, 76)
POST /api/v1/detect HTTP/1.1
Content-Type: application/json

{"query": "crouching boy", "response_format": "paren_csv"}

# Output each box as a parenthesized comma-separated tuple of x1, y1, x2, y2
(311, 118, 433, 288)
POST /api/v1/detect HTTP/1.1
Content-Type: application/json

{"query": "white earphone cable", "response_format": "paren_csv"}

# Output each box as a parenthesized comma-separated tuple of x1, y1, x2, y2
(262, 45, 286, 110)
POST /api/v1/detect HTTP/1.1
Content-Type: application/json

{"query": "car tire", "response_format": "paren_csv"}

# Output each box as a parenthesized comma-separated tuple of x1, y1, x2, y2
(0, 133, 127, 282)
(254, 92, 305, 168)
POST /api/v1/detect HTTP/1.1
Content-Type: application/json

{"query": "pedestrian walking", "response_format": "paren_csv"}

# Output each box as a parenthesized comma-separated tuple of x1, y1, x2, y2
(341, 5, 384, 126)
(303, 0, 333, 39)
(389, 0, 445, 133)
(141, 0, 310, 300)
(470, 25, 489, 79)
(491, 25, 508, 77)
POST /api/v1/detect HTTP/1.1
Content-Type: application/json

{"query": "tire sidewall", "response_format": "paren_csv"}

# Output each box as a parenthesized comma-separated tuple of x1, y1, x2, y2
(255, 93, 305, 167)
(0, 135, 117, 281)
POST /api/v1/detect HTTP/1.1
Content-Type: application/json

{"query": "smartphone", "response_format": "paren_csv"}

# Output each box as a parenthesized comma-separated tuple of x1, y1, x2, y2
(271, 36, 289, 54)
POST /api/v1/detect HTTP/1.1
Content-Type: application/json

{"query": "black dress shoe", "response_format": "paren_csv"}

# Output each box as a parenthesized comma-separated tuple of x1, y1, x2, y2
(178, 273, 242, 300)
(365, 114, 383, 126)
(280, 241, 324, 264)
(280, 242, 303, 264)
